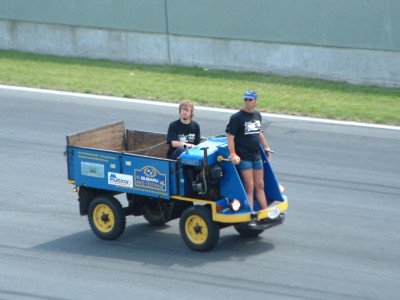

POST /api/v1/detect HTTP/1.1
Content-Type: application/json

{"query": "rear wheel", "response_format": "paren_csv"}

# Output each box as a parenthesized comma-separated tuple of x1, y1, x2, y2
(88, 195, 126, 240)
(179, 206, 220, 251)
(143, 200, 172, 226)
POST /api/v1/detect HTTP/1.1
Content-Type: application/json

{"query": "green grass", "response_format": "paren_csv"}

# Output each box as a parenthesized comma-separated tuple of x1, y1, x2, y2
(1, 50, 399, 125)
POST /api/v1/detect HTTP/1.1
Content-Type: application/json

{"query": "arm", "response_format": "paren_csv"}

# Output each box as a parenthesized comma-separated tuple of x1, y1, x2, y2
(171, 140, 195, 148)
(194, 122, 201, 145)
(227, 133, 240, 165)
(260, 131, 272, 160)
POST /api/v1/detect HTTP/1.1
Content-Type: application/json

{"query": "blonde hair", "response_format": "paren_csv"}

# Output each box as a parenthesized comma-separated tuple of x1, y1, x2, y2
(179, 101, 195, 120)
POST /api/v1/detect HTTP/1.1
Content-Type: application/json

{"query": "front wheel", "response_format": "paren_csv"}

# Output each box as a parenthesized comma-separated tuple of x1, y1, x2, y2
(179, 206, 220, 251)
(88, 195, 126, 240)
(234, 224, 264, 238)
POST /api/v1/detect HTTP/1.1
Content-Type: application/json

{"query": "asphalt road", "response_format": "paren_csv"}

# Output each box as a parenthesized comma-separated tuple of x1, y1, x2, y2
(1, 86, 399, 300)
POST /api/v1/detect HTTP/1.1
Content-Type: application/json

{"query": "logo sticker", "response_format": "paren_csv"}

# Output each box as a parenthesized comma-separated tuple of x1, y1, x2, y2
(108, 172, 133, 187)
(134, 166, 166, 191)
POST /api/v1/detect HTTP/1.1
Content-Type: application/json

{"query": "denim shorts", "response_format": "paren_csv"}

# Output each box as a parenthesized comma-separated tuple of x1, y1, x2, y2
(236, 159, 263, 171)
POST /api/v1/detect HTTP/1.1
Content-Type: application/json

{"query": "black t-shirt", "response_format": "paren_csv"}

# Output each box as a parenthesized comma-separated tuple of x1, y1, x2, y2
(226, 110, 262, 161)
(167, 119, 201, 158)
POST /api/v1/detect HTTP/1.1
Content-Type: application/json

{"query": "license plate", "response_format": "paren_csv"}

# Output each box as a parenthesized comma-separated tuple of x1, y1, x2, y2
(268, 207, 280, 219)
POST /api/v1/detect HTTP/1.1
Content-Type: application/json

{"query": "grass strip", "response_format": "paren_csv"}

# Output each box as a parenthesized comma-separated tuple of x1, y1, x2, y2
(1, 50, 399, 125)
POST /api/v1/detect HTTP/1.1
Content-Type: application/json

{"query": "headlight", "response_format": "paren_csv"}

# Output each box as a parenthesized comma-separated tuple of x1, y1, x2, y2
(229, 199, 241, 212)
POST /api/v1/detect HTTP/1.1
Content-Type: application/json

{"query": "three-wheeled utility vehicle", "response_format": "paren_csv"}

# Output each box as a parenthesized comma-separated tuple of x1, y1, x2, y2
(65, 121, 287, 251)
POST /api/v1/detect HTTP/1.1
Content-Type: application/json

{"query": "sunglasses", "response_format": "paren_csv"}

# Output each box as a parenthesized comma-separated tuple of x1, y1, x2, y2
(244, 98, 254, 101)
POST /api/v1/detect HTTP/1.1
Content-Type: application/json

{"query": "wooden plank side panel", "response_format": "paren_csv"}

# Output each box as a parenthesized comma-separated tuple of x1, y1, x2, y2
(126, 130, 168, 158)
(67, 121, 125, 151)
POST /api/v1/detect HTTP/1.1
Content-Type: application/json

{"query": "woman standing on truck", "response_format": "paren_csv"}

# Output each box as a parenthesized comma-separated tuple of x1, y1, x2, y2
(226, 90, 272, 216)
(167, 101, 201, 159)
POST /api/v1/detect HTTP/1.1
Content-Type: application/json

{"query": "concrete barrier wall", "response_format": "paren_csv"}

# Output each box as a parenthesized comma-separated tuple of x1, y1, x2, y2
(0, 21, 169, 64)
(1, 0, 399, 87)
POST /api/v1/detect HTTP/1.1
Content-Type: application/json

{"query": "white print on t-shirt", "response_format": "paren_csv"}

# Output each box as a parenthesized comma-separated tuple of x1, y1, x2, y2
(244, 120, 261, 135)
(178, 133, 196, 143)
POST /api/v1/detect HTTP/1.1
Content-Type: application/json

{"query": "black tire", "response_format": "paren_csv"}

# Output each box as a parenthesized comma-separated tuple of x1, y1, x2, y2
(234, 225, 264, 238)
(143, 200, 172, 226)
(179, 206, 220, 251)
(88, 195, 126, 240)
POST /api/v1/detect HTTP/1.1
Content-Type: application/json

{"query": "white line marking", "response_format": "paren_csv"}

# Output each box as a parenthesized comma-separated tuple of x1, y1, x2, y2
(1, 84, 399, 131)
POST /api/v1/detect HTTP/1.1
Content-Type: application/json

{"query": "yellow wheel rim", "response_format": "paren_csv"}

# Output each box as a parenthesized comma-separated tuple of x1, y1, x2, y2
(93, 204, 115, 233)
(185, 215, 208, 245)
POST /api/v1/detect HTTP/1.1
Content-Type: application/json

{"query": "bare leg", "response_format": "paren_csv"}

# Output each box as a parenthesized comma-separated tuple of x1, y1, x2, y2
(253, 169, 268, 210)
(240, 169, 254, 208)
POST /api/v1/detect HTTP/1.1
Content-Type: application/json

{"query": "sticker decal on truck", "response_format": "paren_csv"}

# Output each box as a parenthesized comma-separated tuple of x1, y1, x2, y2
(134, 166, 166, 192)
(81, 162, 105, 178)
(108, 172, 133, 188)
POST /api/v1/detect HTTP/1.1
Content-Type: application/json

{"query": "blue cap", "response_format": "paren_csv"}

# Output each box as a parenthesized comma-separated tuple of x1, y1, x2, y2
(242, 90, 258, 99)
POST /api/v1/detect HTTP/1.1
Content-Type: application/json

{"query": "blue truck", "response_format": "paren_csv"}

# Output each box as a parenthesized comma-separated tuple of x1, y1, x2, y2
(65, 121, 287, 251)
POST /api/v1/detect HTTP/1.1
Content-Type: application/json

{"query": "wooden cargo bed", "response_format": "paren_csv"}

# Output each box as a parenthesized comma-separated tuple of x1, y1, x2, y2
(67, 121, 169, 159)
